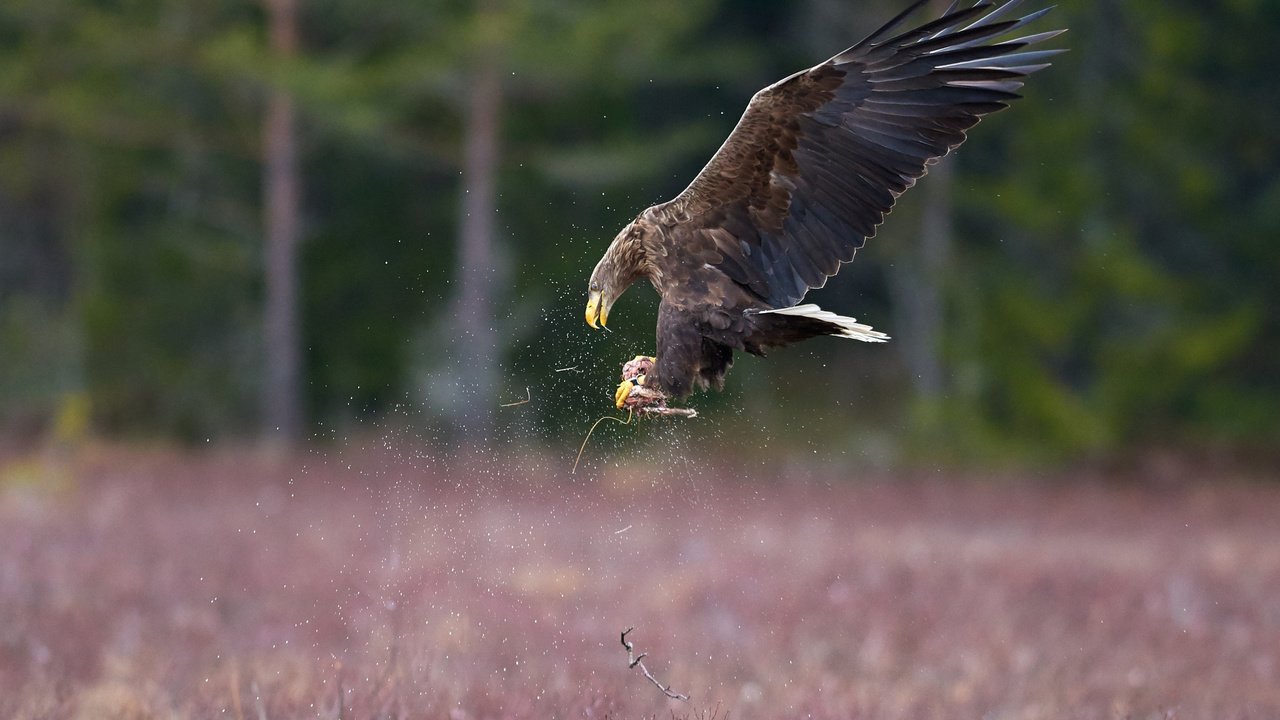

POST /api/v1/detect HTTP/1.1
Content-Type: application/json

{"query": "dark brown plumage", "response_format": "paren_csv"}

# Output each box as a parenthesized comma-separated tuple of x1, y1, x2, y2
(585, 0, 1065, 408)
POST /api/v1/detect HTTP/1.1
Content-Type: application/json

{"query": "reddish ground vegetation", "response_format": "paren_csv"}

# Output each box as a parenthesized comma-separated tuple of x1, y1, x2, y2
(1, 445, 1278, 719)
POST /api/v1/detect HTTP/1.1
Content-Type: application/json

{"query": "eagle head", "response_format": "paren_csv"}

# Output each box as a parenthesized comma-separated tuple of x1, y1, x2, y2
(586, 219, 653, 329)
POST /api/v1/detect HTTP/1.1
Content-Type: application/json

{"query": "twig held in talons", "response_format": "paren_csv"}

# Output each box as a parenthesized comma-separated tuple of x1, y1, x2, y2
(620, 627, 689, 702)
(637, 405, 698, 418)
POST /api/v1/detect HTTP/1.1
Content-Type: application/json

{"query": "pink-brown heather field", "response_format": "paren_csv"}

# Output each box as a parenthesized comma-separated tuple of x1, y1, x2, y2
(1, 444, 1278, 719)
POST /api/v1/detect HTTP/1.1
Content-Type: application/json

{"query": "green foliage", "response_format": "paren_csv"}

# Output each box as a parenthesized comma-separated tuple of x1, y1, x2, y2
(932, 0, 1280, 458)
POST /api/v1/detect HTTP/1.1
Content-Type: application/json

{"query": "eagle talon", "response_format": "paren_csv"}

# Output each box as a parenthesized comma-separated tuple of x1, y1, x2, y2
(619, 383, 666, 410)
(614, 378, 635, 409)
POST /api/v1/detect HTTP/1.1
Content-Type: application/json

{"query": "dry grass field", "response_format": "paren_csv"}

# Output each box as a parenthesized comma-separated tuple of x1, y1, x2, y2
(2, 444, 1278, 719)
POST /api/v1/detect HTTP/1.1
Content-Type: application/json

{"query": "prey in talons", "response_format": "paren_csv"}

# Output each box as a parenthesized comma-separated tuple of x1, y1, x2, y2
(614, 356, 697, 419)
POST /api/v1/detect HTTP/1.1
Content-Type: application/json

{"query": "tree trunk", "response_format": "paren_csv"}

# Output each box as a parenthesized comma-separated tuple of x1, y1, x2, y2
(450, 55, 503, 443)
(889, 0, 954, 405)
(890, 155, 953, 405)
(262, 0, 302, 440)
(914, 157, 952, 400)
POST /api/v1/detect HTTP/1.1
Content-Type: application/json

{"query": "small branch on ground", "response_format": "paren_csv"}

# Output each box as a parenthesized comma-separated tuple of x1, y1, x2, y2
(620, 627, 689, 702)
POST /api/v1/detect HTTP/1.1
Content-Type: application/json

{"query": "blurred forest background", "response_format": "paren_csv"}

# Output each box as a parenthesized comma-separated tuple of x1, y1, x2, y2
(1, 0, 1277, 464)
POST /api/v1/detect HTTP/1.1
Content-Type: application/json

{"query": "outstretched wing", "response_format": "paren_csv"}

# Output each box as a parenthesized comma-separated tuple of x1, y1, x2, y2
(654, 0, 1064, 308)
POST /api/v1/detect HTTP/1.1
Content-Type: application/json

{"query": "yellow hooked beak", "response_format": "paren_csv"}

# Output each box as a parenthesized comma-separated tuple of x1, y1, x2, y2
(585, 290, 608, 329)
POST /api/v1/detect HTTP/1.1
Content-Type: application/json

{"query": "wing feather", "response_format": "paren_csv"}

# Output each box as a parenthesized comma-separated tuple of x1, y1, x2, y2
(654, 0, 1064, 308)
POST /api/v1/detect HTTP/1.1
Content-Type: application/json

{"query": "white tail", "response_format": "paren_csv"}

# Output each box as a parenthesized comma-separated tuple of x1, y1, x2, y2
(758, 303, 889, 342)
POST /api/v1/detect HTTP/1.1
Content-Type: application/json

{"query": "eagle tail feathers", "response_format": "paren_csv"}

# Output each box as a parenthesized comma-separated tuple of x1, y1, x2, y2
(757, 304, 890, 343)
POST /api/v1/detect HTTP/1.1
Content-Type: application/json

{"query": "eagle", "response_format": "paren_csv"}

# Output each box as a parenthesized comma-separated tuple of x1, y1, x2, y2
(585, 0, 1064, 413)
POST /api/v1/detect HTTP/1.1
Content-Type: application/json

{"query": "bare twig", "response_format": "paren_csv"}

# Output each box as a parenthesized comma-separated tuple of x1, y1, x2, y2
(620, 627, 689, 701)
(637, 405, 698, 419)
(571, 409, 633, 474)
(554, 366, 579, 372)
(499, 387, 531, 407)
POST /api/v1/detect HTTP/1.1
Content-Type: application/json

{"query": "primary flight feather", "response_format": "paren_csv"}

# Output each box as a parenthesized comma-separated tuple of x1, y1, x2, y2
(584, 0, 1065, 412)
